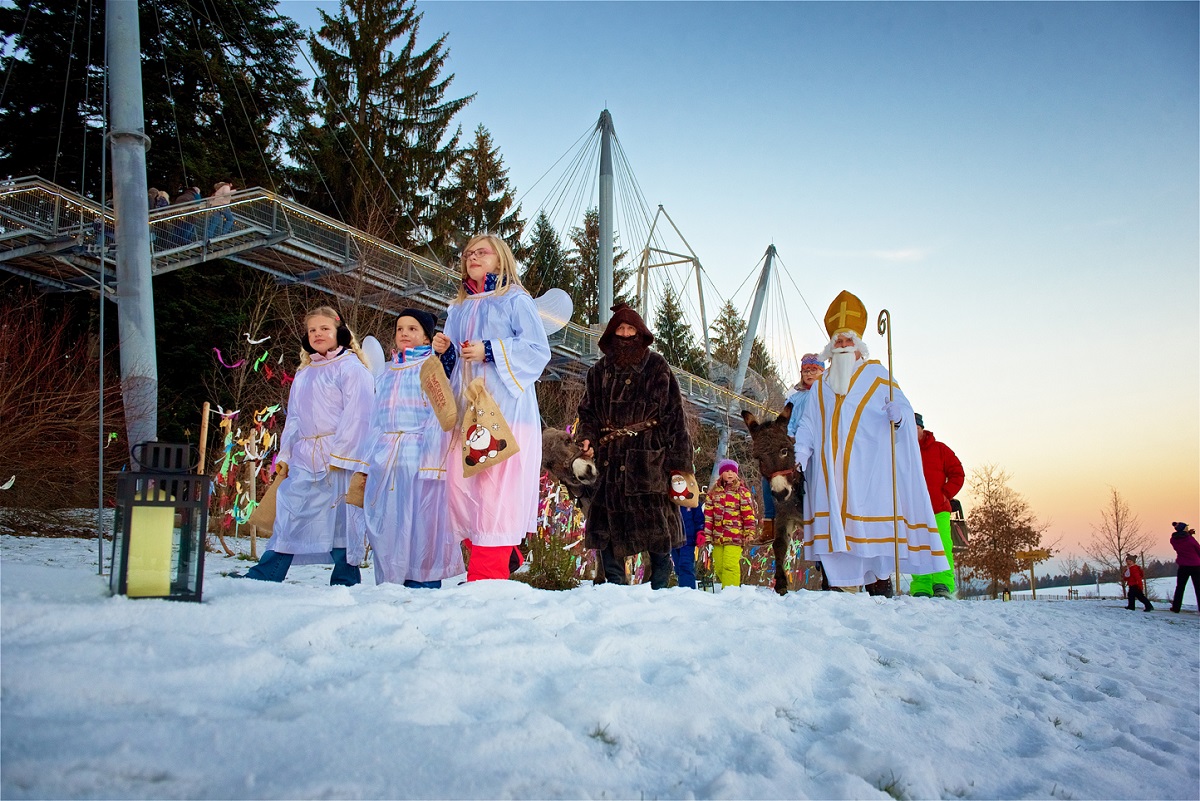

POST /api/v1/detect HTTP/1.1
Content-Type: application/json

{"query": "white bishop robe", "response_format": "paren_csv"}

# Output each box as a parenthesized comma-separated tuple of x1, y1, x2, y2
(793, 359, 949, 587)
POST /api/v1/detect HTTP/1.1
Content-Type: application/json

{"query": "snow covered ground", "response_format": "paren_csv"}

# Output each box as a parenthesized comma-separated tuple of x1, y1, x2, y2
(2, 533, 1198, 800)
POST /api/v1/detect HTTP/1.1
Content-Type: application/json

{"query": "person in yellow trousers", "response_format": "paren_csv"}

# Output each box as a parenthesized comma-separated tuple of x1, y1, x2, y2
(703, 459, 757, 589)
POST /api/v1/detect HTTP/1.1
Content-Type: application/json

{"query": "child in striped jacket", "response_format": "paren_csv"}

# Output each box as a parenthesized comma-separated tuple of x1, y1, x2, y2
(704, 459, 757, 588)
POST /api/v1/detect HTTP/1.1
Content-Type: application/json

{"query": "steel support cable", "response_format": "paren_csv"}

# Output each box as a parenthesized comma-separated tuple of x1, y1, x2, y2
(546, 134, 597, 236)
(51, 0, 82, 186)
(150, 0, 189, 188)
(513, 124, 592, 211)
(76, 0, 95, 213)
(193, 0, 278, 192)
(0, 0, 34, 106)
(774, 251, 826, 338)
(770, 266, 800, 382)
(291, 43, 445, 268)
(186, 4, 246, 185)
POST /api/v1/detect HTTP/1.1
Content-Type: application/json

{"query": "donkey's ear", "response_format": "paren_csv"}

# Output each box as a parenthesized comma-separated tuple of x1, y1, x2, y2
(741, 409, 759, 431)
(778, 402, 793, 423)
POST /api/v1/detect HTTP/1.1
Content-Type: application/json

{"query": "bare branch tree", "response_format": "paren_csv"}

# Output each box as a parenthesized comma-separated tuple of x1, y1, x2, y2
(1085, 488, 1152, 594)
(1060, 552, 1083, 588)
(0, 292, 125, 526)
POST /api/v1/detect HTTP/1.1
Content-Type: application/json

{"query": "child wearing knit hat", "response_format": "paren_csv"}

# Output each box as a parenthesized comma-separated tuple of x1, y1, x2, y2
(786, 353, 826, 439)
(703, 459, 757, 589)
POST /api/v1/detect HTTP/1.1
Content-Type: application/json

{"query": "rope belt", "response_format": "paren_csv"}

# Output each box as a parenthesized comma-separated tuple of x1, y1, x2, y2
(300, 432, 334, 440)
(597, 419, 658, 447)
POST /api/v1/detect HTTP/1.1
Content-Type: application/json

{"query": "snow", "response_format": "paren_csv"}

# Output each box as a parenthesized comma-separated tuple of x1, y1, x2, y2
(2, 533, 1198, 800)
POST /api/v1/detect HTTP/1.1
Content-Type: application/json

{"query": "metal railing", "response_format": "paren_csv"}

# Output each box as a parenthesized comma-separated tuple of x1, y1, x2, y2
(0, 176, 770, 422)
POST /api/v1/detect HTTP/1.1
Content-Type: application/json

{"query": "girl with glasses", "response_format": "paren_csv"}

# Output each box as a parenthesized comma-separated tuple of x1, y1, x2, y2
(431, 234, 551, 581)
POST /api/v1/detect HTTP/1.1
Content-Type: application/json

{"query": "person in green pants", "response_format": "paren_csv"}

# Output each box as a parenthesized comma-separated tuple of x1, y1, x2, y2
(910, 412, 965, 598)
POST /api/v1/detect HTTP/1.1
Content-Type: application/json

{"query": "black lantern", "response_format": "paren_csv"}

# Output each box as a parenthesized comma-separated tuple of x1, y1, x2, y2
(109, 442, 209, 602)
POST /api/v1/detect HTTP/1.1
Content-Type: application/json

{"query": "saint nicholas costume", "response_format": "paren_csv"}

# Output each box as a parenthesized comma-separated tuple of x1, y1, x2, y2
(792, 291, 949, 589)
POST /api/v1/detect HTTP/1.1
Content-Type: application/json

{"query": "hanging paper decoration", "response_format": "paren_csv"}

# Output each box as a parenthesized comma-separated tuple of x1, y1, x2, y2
(212, 348, 246, 369)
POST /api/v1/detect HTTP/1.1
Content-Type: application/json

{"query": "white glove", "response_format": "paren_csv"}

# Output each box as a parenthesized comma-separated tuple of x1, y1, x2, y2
(882, 400, 904, 424)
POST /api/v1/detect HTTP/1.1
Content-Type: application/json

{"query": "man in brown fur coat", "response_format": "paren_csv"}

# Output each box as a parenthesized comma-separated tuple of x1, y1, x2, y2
(577, 303, 693, 589)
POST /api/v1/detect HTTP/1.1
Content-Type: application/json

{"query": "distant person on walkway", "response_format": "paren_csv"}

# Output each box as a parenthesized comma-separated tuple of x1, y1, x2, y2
(909, 412, 966, 599)
(205, 180, 234, 239)
(243, 306, 374, 586)
(576, 303, 693, 590)
(673, 490, 706, 589)
(173, 186, 201, 243)
(704, 460, 757, 589)
(791, 290, 948, 593)
(1123, 554, 1153, 612)
(1169, 522, 1200, 614)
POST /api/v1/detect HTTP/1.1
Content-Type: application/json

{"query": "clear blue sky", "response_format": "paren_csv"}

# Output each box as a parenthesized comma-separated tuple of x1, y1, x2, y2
(280, 1, 1199, 563)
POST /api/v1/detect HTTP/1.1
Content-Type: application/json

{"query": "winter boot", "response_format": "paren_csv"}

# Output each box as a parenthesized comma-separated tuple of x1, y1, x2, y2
(933, 583, 954, 599)
(866, 578, 893, 597)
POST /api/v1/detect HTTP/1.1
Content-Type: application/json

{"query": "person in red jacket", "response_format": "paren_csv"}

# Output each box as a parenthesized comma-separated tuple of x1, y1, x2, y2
(1123, 554, 1153, 611)
(910, 412, 966, 598)
(1169, 521, 1200, 613)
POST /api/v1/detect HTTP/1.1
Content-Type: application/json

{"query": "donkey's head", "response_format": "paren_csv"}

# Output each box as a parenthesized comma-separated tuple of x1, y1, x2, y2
(742, 404, 800, 506)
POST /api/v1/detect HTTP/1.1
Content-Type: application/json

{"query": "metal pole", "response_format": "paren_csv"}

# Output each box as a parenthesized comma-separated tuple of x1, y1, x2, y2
(107, 0, 158, 454)
(659, 206, 711, 361)
(877, 309, 901, 595)
(597, 109, 614, 326)
(711, 245, 775, 485)
(97, 27, 110, 576)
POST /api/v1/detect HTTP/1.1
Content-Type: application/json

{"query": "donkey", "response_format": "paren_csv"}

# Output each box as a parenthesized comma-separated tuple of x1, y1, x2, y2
(540, 427, 599, 512)
(742, 404, 805, 596)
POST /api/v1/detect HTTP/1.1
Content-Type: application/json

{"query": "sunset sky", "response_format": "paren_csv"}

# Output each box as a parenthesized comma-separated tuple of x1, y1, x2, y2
(280, 1, 1199, 565)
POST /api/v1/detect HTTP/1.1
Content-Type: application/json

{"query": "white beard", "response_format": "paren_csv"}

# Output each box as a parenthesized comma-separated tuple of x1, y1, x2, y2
(827, 347, 859, 396)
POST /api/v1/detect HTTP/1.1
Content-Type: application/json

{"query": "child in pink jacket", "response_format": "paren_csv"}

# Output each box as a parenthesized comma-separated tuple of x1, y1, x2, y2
(703, 459, 757, 589)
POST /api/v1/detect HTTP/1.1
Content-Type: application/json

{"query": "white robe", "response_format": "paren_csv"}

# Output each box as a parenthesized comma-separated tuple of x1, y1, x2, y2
(364, 351, 464, 584)
(269, 349, 374, 565)
(792, 359, 949, 587)
(444, 287, 551, 547)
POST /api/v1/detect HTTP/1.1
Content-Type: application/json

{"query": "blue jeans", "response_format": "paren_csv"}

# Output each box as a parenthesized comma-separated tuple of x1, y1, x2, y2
(671, 544, 696, 589)
(246, 548, 361, 586)
(403, 579, 442, 589)
(760, 477, 776, 519)
(206, 209, 233, 239)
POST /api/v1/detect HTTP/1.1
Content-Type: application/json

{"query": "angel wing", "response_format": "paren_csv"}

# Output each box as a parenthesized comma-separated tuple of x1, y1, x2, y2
(534, 288, 573, 336)
(361, 335, 387, 378)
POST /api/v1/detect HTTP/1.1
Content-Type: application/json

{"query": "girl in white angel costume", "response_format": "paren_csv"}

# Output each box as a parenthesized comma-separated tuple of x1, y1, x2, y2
(360, 308, 464, 587)
(430, 235, 569, 581)
(244, 306, 373, 585)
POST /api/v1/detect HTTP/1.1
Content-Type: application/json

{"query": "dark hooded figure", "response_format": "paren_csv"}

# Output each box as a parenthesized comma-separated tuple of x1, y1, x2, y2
(576, 303, 693, 588)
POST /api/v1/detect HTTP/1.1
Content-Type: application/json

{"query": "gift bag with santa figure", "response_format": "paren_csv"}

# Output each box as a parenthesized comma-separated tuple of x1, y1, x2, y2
(668, 471, 700, 508)
(461, 377, 520, 478)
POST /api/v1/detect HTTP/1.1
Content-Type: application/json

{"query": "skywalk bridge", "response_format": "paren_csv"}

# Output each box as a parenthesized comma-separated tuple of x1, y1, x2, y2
(0, 176, 768, 426)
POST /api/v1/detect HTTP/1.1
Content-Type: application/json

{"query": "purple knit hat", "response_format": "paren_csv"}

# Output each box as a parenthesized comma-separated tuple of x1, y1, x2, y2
(716, 459, 739, 475)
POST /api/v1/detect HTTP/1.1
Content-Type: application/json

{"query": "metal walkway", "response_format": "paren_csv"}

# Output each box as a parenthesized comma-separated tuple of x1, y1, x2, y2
(0, 176, 767, 425)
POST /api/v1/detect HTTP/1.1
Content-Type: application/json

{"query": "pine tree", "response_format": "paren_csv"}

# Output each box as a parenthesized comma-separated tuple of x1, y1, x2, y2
(652, 286, 706, 375)
(749, 338, 780, 383)
(291, 0, 472, 250)
(435, 124, 523, 256)
(0, 0, 309, 197)
(565, 207, 632, 325)
(709, 300, 746, 367)
(521, 212, 569, 298)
